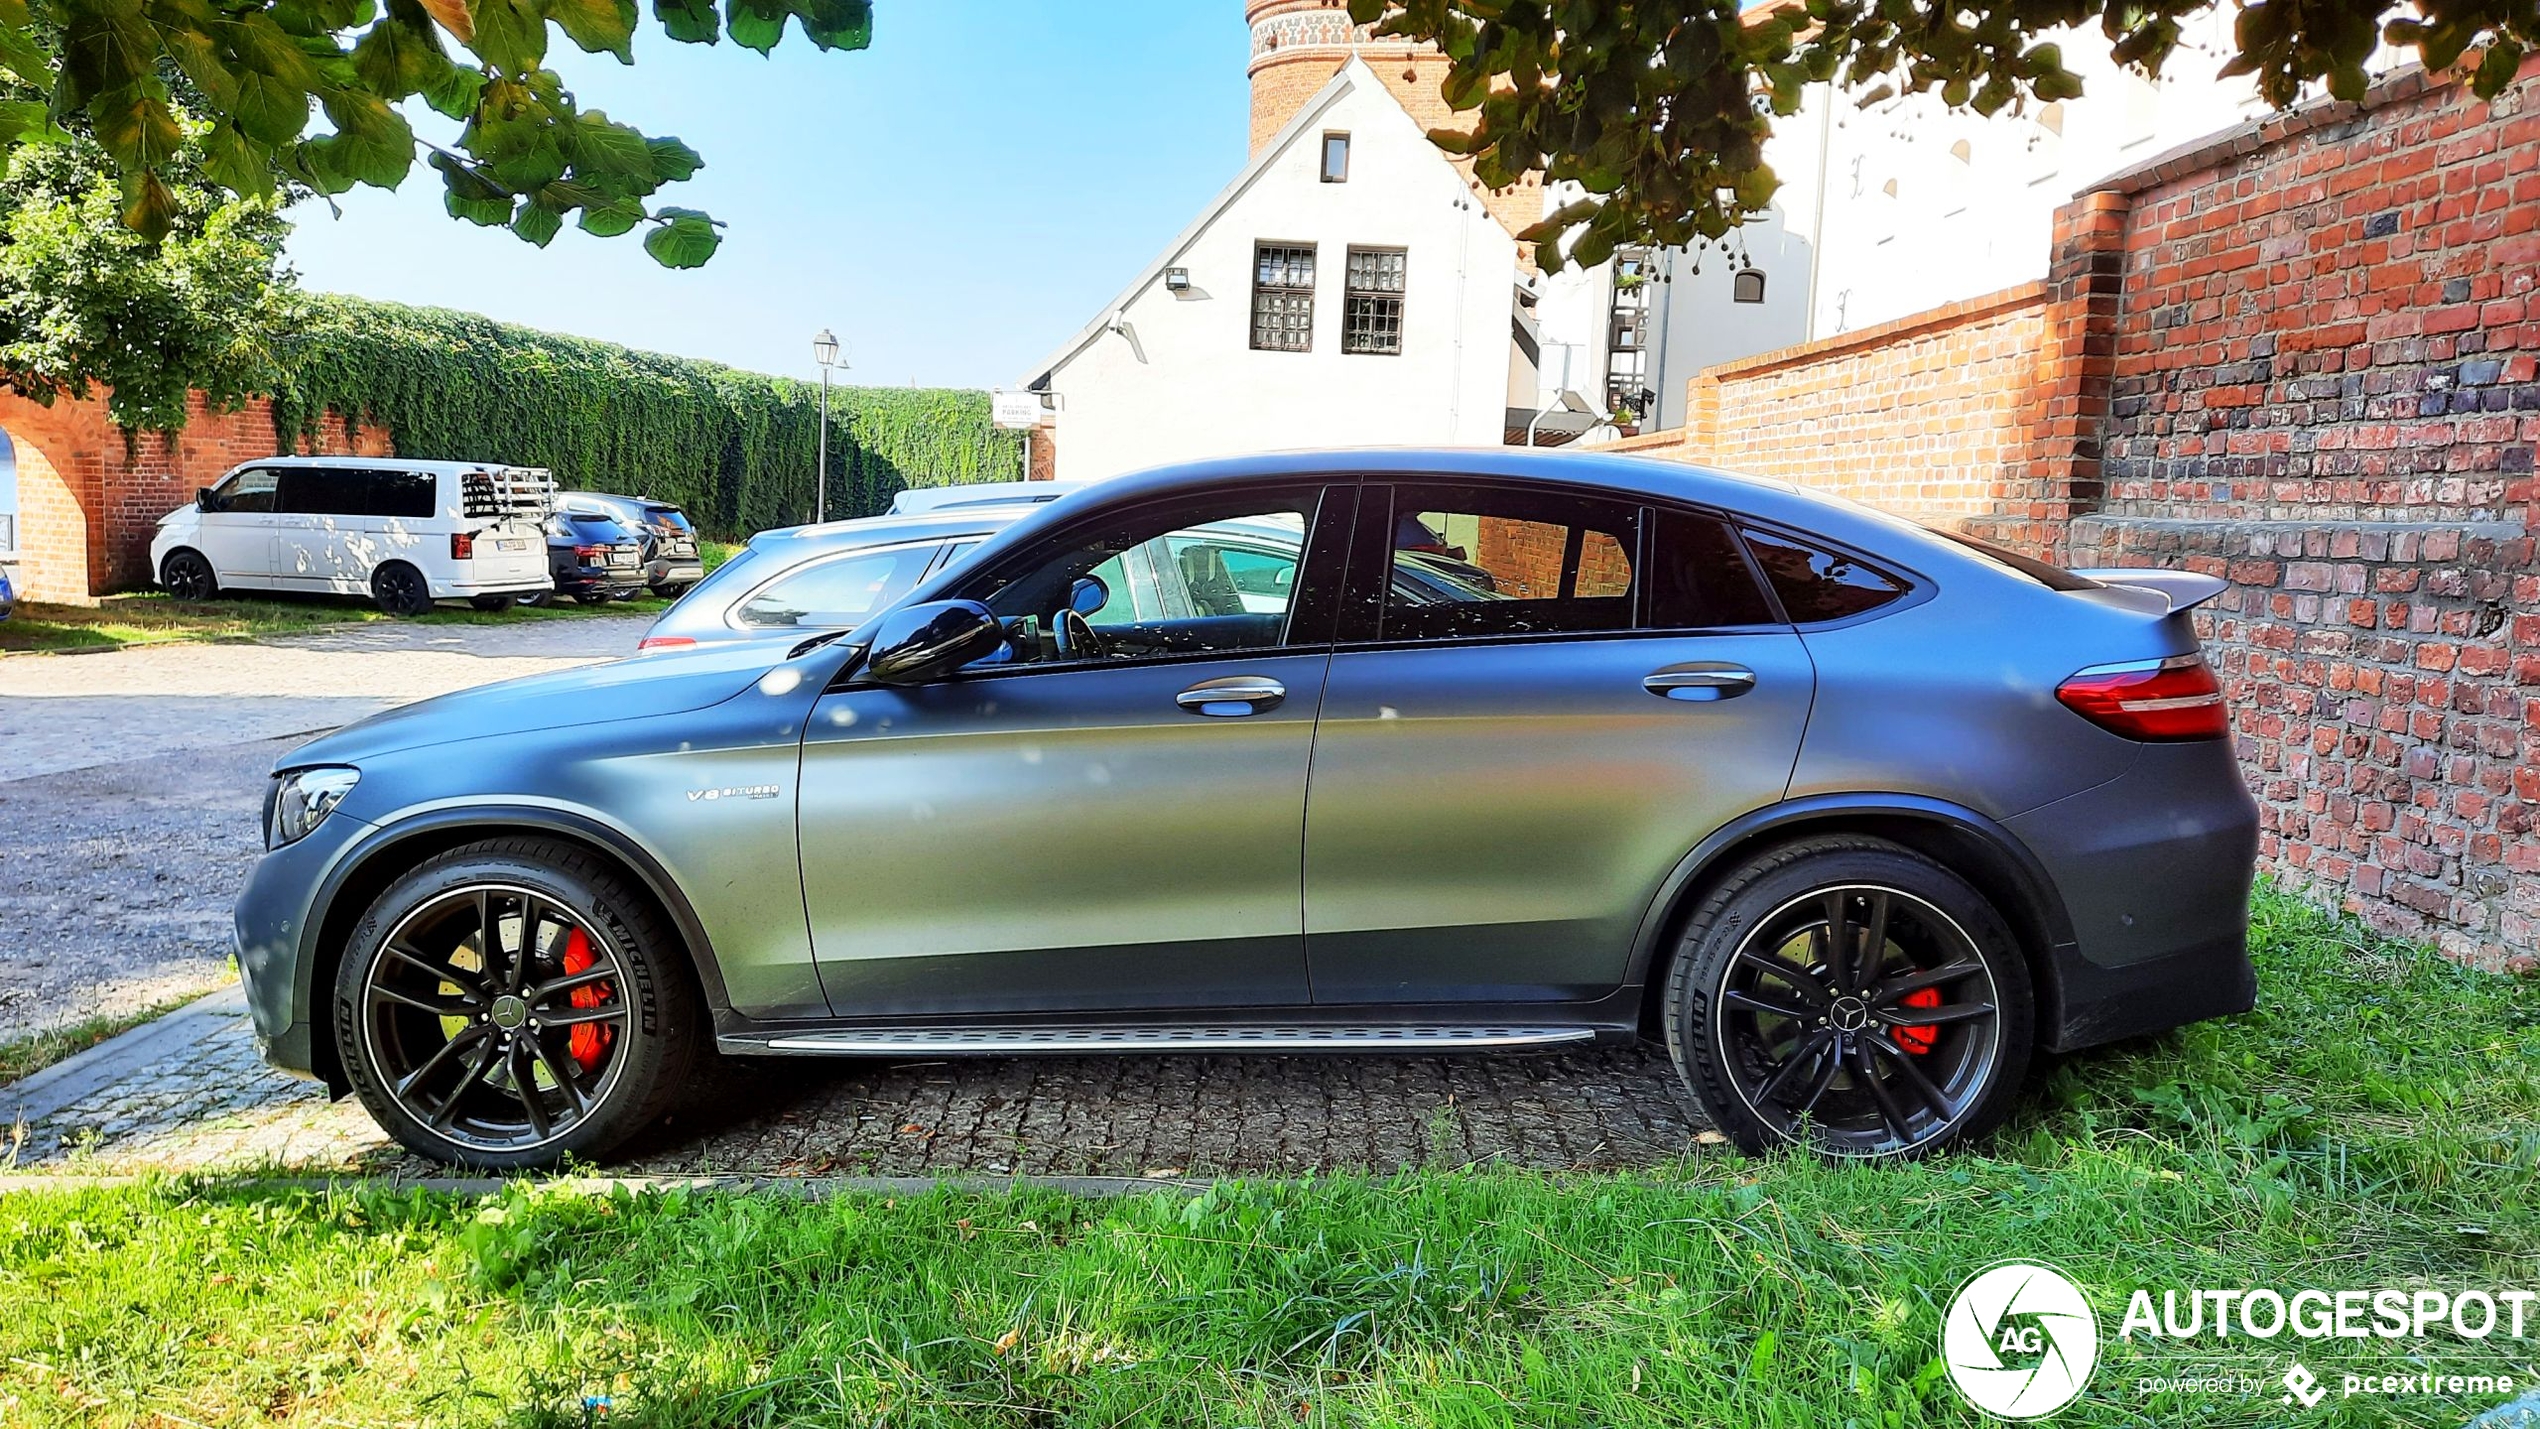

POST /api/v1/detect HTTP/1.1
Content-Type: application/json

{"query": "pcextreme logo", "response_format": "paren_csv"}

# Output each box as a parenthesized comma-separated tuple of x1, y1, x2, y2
(1941, 1261, 2102, 1420)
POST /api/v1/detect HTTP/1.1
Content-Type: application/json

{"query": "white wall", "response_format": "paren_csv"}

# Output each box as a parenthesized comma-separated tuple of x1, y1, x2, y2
(1036, 63, 1518, 481)
(1754, 11, 2297, 339)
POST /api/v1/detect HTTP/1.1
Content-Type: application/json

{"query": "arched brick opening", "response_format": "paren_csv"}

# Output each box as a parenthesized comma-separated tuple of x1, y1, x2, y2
(0, 396, 100, 604)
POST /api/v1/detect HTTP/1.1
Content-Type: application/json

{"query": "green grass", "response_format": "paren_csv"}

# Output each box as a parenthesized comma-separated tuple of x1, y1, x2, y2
(0, 542, 738, 653)
(2, 888, 2533, 1426)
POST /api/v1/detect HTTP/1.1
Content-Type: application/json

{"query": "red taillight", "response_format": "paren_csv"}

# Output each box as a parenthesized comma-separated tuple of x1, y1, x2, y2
(573, 544, 606, 560)
(449, 532, 474, 560)
(2056, 654, 2229, 741)
(636, 636, 695, 653)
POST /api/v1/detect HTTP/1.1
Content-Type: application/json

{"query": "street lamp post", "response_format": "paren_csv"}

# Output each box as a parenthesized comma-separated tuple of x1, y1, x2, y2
(812, 328, 842, 524)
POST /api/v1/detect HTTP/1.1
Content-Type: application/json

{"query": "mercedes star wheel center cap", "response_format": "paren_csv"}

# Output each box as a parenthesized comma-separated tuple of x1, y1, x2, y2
(1829, 995, 1871, 1032)
(490, 995, 529, 1031)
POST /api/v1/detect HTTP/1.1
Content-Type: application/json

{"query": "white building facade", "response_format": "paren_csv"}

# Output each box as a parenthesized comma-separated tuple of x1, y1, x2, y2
(1024, 59, 1532, 481)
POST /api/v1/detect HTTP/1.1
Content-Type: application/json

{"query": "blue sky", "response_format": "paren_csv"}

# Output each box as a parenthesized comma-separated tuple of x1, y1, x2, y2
(281, 2, 1251, 391)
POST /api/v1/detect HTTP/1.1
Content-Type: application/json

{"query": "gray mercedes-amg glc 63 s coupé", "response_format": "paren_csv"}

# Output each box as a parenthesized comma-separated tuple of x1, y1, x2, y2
(233, 450, 2260, 1168)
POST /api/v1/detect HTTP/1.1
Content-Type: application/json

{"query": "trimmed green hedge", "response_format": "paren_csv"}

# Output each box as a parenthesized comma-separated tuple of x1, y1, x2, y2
(269, 296, 1022, 538)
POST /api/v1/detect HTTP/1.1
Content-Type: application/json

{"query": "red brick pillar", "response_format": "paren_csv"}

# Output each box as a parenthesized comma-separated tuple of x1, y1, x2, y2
(1969, 189, 2129, 559)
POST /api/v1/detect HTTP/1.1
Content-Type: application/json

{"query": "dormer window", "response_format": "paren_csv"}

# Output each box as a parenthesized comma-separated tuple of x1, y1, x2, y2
(1321, 132, 1351, 183)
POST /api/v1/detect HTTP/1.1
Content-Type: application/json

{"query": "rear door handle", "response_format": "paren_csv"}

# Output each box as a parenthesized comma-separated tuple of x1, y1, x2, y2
(1177, 676, 1286, 716)
(1644, 666, 1757, 702)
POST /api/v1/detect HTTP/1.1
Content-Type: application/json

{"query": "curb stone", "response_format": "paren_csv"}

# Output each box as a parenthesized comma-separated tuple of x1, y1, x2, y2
(1, 984, 250, 1126)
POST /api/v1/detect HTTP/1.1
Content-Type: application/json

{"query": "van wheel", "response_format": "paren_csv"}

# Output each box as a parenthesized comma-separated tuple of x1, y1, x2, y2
(1661, 835, 2033, 1160)
(161, 550, 219, 601)
(573, 592, 613, 607)
(371, 562, 434, 616)
(468, 595, 513, 612)
(332, 837, 701, 1169)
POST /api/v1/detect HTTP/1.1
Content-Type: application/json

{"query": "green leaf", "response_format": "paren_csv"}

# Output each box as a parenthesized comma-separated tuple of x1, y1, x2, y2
(90, 83, 186, 169)
(568, 110, 651, 177)
(352, 16, 443, 97)
(466, 0, 546, 72)
(549, 0, 638, 61)
(576, 198, 643, 235)
(434, 151, 517, 223)
(118, 169, 179, 239)
(230, 67, 316, 144)
(644, 134, 703, 181)
(642, 205, 719, 267)
(792, 0, 869, 52)
(420, 60, 484, 118)
(512, 203, 564, 246)
(0, 97, 69, 146)
(0, 20, 49, 88)
(654, 0, 718, 43)
(724, 0, 786, 54)
(204, 121, 279, 197)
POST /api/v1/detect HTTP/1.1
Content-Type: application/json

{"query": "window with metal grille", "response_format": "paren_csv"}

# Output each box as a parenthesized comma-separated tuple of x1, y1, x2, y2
(1251, 243, 1316, 352)
(1342, 247, 1406, 355)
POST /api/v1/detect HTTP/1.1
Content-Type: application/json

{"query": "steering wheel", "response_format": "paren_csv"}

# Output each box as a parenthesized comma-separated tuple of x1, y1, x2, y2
(1054, 608, 1108, 660)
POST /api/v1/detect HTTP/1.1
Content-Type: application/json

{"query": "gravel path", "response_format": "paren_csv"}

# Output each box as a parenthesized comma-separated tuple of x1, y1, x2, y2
(0, 616, 650, 1044)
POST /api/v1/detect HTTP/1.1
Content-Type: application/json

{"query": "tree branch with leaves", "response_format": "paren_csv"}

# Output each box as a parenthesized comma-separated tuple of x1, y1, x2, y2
(1352, 0, 2536, 270)
(1, 0, 871, 265)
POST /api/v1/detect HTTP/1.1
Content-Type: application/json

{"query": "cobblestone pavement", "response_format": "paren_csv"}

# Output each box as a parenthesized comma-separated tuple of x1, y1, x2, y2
(0, 617, 649, 1043)
(5, 990, 1712, 1177)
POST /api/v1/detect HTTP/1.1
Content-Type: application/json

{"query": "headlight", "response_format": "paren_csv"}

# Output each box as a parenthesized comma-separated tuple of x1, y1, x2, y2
(268, 767, 359, 849)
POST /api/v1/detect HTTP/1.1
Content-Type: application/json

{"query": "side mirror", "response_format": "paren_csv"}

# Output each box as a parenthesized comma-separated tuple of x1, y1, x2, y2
(863, 599, 1005, 685)
(1068, 574, 1109, 616)
(195, 487, 217, 512)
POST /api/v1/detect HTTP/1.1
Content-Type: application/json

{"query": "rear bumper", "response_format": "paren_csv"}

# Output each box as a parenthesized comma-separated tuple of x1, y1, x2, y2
(2005, 738, 2261, 1052)
(431, 575, 550, 598)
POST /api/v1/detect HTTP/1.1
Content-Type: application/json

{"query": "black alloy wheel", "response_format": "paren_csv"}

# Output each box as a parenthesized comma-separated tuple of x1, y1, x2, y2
(161, 549, 219, 601)
(334, 838, 701, 1167)
(1666, 836, 2032, 1158)
(371, 561, 434, 616)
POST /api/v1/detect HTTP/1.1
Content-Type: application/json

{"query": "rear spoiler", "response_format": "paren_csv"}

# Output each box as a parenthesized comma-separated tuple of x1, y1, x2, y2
(2071, 568, 2230, 615)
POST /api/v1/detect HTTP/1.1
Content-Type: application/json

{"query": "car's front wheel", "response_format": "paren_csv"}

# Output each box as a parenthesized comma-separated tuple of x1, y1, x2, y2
(1663, 834, 2032, 1159)
(332, 838, 702, 1168)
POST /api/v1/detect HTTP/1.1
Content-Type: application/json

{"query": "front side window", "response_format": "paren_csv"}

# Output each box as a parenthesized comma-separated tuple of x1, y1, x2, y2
(210, 469, 280, 514)
(1741, 527, 1911, 623)
(970, 492, 1319, 668)
(1343, 247, 1406, 355)
(1378, 484, 1638, 641)
(734, 544, 938, 629)
(1251, 243, 1315, 352)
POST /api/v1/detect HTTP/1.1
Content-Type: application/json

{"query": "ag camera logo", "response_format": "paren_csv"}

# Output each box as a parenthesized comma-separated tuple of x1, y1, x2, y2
(1942, 1260, 2101, 1419)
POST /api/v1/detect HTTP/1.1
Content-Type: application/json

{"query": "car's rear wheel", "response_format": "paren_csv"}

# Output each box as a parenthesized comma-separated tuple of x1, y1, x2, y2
(574, 591, 613, 606)
(332, 838, 701, 1168)
(650, 581, 694, 599)
(161, 549, 219, 601)
(371, 561, 434, 616)
(1663, 835, 2032, 1159)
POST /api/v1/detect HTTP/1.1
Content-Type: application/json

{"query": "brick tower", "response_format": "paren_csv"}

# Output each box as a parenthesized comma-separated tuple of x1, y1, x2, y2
(1244, 0, 1542, 240)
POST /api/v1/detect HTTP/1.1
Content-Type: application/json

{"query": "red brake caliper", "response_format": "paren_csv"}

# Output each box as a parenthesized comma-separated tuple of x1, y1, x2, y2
(560, 927, 615, 1072)
(1893, 986, 1941, 1054)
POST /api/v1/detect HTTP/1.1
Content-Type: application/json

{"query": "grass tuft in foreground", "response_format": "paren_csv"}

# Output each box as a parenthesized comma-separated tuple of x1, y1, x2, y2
(1, 887, 2533, 1426)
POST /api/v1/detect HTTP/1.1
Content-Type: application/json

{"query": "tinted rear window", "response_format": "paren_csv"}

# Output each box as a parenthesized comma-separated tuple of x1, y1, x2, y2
(1646, 509, 1777, 628)
(1740, 528, 1910, 624)
(276, 467, 435, 519)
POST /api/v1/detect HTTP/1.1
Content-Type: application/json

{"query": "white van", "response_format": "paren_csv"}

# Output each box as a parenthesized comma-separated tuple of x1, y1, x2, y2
(151, 457, 556, 615)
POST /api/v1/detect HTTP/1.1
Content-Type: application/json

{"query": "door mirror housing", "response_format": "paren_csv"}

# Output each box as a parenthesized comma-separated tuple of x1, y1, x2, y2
(863, 599, 1006, 684)
(196, 487, 217, 512)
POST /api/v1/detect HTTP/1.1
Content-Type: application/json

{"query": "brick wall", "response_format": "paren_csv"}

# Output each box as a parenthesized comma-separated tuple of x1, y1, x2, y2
(1, 390, 384, 603)
(1604, 63, 2540, 971)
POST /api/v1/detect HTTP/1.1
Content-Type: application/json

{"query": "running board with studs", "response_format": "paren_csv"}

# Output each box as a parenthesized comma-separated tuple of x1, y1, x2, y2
(721, 1025, 1599, 1056)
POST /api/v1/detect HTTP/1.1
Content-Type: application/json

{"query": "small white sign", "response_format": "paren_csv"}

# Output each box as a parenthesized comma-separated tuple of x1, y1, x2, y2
(991, 390, 1045, 429)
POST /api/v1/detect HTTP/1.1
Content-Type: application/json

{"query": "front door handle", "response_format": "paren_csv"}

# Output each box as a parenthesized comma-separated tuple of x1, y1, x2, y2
(1176, 676, 1286, 717)
(1644, 666, 1757, 702)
